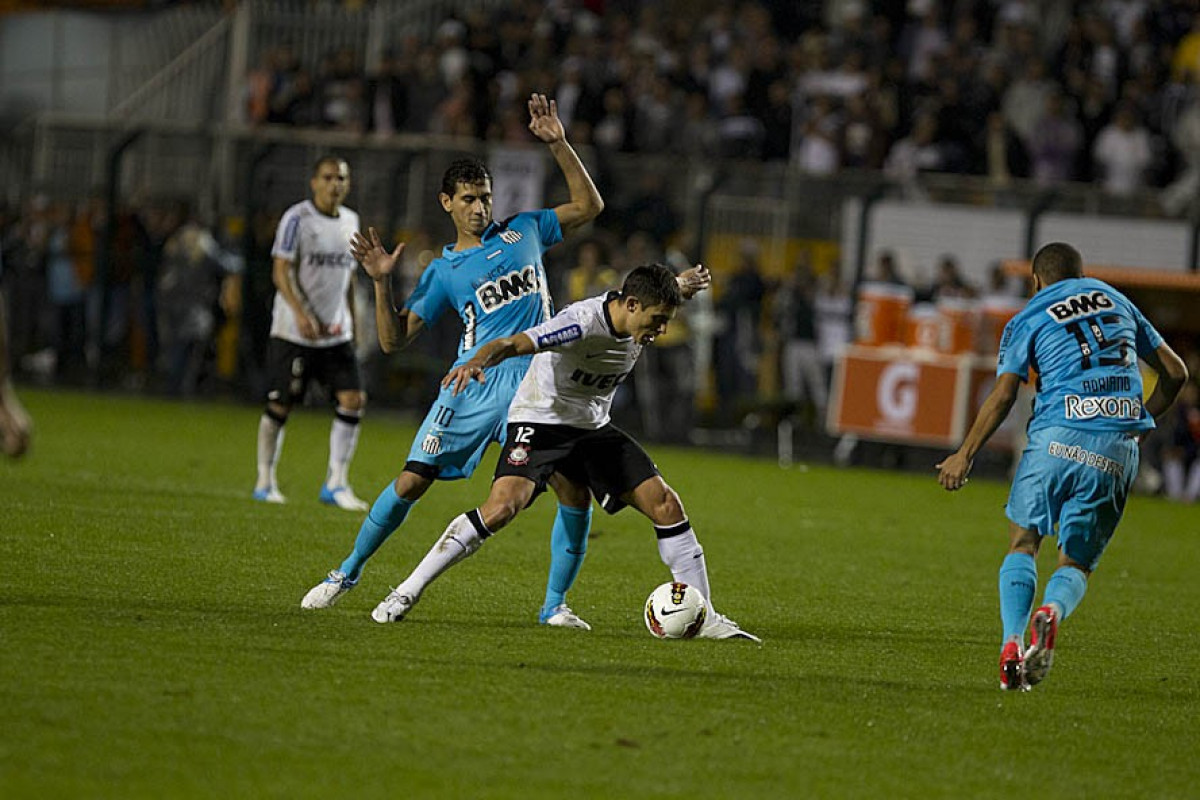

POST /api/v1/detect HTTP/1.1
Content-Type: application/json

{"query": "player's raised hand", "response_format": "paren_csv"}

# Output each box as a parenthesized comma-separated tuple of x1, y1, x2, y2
(677, 264, 712, 299)
(936, 452, 973, 491)
(528, 93, 565, 144)
(442, 362, 487, 397)
(351, 227, 405, 282)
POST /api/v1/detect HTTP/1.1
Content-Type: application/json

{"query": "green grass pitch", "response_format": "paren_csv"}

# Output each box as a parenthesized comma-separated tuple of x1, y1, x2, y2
(2, 388, 1198, 798)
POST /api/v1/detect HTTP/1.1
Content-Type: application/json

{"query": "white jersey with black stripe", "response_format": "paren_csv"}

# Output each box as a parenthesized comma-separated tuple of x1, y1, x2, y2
(269, 199, 360, 347)
(508, 293, 642, 429)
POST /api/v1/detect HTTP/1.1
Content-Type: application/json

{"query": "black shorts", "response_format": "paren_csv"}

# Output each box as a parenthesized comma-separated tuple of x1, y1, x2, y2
(494, 422, 660, 514)
(265, 338, 362, 406)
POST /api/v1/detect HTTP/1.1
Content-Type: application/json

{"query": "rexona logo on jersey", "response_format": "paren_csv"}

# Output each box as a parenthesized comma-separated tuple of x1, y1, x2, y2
(1064, 394, 1142, 420)
(476, 266, 540, 312)
(1045, 291, 1114, 323)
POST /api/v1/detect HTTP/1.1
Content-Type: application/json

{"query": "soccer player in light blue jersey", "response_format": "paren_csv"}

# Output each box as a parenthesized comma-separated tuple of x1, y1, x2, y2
(300, 94, 606, 625)
(938, 242, 1188, 690)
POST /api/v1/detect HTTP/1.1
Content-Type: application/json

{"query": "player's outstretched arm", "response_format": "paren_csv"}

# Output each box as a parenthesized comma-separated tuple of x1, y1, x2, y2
(351, 227, 424, 353)
(937, 372, 1022, 491)
(1142, 341, 1189, 421)
(443, 333, 537, 396)
(528, 93, 604, 233)
(677, 264, 711, 299)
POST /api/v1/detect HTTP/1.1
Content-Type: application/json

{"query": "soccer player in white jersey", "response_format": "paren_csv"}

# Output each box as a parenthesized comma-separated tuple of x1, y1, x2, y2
(370, 263, 760, 641)
(938, 243, 1188, 690)
(253, 155, 370, 511)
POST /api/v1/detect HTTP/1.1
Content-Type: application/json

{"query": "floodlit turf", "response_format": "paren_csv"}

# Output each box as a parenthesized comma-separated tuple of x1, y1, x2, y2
(2, 388, 1198, 798)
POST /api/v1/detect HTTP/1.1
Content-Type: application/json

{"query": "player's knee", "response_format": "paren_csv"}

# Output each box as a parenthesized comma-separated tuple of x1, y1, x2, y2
(648, 485, 685, 527)
(265, 402, 290, 423)
(338, 391, 367, 412)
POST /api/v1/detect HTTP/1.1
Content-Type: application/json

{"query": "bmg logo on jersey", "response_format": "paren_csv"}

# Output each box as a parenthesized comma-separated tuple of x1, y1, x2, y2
(476, 266, 540, 312)
(1045, 291, 1114, 323)
(1064, 394, 1142, 420)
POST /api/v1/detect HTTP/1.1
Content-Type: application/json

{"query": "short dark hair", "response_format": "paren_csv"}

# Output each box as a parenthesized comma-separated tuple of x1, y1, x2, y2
(620, 263, 683, 309)
(441, 158, 492, 197)
(312, 155, 347, 176)
(1032, 242, 1083, 285)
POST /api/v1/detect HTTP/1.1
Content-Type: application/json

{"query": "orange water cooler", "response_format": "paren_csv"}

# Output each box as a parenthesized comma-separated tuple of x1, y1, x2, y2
(855, 282, 914, 346)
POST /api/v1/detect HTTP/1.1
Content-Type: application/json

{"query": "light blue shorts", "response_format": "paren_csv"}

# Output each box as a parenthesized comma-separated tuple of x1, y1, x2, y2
(405, 365, 525, 481)
(1006, 425, 1140, 571)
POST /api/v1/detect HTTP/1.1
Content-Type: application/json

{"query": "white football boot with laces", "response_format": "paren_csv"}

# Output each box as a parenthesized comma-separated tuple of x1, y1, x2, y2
(300, 570, 357, 609)
(371, 590, 417, 623)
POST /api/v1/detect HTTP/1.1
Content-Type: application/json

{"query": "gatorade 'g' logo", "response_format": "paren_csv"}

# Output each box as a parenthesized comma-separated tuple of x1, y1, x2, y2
(878, 362, 918, 423)
(1046, 292, 1113, 323)
(477, 266, 540, 312)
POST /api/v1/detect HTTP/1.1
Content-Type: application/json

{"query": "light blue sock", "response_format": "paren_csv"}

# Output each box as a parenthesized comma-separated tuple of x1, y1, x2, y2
(338, 483, 414, 581)
(998, 552, 1038, 642)
(1042, 565, 1088, 620)
(540, 504, 592, 618)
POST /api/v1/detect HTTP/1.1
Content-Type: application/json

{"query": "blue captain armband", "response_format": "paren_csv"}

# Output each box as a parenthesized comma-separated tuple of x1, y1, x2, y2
(536, 325, 582, 349)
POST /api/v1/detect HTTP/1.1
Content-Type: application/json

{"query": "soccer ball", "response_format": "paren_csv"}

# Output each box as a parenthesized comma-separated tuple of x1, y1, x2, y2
(644, 582, 708, 639)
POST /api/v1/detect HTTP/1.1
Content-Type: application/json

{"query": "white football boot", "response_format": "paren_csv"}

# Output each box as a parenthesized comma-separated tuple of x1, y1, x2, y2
(540, 604, 592, 630)
(699, 612, 762, 643)
(253, 486, 287, 504)
(300, 570, 357, 609)
(371, 590, 417, 623)
(319, 484, 369, 512)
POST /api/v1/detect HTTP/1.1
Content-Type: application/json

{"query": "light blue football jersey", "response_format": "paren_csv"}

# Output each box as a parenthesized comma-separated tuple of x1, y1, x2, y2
(405, 209, 562, 372)
(997, 277, 1164, 434)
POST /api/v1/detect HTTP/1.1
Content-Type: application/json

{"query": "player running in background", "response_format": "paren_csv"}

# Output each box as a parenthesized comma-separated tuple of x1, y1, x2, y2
(254, 155, 370, 511)
(302, 94, 609, 626)
(937, 242, 1188, 690)
(370, 264, 759, 641)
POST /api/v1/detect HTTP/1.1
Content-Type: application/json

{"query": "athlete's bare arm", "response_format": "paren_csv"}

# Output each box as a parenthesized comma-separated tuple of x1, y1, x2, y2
(442, 333, 537, 396)
(528, 93, 604, 233)
(937, 371, 1023, 491)
(1141, 341, 1189, 420)
(272, 256, 321, 339)
(350, 227, 425, 354)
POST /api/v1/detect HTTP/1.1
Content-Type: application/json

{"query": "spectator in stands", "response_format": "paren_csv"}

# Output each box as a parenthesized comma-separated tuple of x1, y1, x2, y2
(1093, 101, 1154, 196)
(715, 239, 767, 420)
(884, 111, 944, 183)
(774, 253, 827, 427)
(1029, 90, 1083, 184)
(364, 49, 408, 136)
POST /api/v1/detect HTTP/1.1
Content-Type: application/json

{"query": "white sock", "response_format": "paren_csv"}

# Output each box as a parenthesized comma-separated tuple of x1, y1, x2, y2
(256, 414, 285, 491)
(1164, 460, 1185, 500)
(655, 521, 710, 604)
(396, 511, 488, 600)
(327, 407, 363, 488)
(1186, 462, 1200, 502)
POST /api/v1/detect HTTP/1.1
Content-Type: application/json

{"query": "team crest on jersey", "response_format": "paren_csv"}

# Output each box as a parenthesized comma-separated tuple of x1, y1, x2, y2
(498, 229, 522, 244)
(421, 433, 443, 455)
(476, 266, 540, 312)
(1045, 291, 1114, 323)
(507, 444, 531, 466)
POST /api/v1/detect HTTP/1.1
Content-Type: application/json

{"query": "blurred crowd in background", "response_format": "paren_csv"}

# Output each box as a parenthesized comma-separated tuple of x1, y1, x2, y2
(241, 0, 1200, 212)
(4, 0, 1200, 500)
